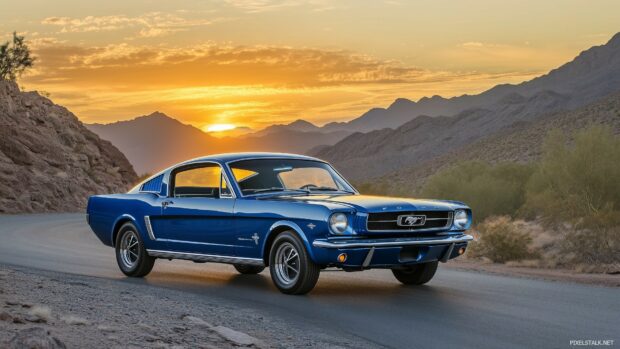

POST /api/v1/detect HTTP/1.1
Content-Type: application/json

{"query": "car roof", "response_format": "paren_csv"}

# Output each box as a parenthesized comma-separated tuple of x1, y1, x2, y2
(183, 152, 324, 164)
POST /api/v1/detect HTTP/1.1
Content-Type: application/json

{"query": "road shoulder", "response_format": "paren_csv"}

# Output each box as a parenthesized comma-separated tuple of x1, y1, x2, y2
(0, 264, 378, 349)
(445, 260, 620, 287)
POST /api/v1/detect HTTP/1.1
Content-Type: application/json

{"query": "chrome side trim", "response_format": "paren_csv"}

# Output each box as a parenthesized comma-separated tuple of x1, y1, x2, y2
(312, 234, 473, 249)
(144, 216, 156, 240)
(146, 249, 264, 266)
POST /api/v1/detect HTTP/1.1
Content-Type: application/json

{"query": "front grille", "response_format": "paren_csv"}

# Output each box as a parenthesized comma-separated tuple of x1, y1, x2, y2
(366, 211, 453, 232)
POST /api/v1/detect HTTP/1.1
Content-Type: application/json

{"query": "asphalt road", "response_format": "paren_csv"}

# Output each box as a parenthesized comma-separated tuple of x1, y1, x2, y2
(0, 214, 617, 349)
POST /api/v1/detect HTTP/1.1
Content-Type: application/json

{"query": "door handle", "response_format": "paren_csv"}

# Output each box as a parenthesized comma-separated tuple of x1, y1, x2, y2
(162, 200, 174, 208)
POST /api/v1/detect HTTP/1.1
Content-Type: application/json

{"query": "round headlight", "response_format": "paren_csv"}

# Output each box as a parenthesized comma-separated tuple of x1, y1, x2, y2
(453, 209, 469, 229)
(329, 213, 348, 234)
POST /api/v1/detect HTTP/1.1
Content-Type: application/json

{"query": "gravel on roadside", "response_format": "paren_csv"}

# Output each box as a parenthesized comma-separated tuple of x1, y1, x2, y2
(0, 265, 376, 349)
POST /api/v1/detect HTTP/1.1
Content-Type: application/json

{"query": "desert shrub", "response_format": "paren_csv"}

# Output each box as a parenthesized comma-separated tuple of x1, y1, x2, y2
(523, 126, 620, 268)
(468, 216, 538, 263)
(421, 161, 534, 222)
(560, 210, 620, 271)
(524, 126, 620, 223)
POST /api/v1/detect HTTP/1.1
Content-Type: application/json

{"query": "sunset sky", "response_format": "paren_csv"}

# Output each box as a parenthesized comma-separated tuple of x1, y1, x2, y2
(3, 0, 619, 131)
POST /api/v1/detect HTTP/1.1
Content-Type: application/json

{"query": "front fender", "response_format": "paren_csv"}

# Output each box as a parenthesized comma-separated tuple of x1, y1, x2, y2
(263, 220, 317, 262)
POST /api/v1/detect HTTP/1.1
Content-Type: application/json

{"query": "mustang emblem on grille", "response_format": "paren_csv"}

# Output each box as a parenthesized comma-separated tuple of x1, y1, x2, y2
(398, 215, 426, 227)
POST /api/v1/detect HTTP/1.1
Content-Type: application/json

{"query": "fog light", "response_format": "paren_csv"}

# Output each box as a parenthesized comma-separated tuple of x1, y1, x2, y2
(337, 253, 347, 263)
(458, 247, 466, 255)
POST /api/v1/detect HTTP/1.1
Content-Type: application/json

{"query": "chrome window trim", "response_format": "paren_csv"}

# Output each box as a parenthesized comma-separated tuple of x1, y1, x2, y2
(146, 249, 264, 266)
(219, 172, 234, 199)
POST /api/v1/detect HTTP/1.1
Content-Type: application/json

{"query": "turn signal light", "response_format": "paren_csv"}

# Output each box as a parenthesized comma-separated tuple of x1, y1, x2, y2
(337, 253, 347, 263)
(458, 247, 466, 255)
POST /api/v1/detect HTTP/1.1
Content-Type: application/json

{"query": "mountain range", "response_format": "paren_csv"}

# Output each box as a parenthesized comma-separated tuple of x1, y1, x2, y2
(87, 114, 350, 174)
(314, 32, 620, 183)
(86, 32, 620, 188)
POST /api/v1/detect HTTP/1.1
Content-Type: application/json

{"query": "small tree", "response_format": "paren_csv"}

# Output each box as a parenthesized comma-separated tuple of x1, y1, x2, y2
(0, 32, 35, 81)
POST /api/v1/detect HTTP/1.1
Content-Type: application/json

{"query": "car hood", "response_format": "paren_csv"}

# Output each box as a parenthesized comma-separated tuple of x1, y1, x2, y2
(270, 194, 467, 213)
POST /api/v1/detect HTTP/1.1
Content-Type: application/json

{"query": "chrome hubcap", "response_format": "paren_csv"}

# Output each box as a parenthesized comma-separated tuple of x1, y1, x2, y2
(120, 230, 140, 269)
(274, 242, 300, 286)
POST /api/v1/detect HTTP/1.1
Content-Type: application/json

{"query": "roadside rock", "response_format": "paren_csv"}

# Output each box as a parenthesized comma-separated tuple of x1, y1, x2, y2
(182, 315, 212, 328)
(7, 327, 66, 349)
(60, 315, 89, 326)
(0, 311, 13, 322)
(26, 305, 53, 323)
(211, 326, 263, 347)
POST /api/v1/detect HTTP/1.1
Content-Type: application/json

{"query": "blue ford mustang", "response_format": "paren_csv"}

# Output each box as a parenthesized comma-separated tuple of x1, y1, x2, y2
(87, 153, 473, 294)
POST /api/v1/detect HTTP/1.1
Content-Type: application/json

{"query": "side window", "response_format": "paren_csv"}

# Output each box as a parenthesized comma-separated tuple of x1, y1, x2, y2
(173, 165, 221, 198)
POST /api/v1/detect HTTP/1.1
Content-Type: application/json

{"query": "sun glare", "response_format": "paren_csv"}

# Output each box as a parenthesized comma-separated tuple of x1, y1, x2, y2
(204, 124, 236, 132)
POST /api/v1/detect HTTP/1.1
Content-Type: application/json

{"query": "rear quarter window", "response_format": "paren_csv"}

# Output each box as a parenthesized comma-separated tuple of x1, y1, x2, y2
(140, 174, 164, 193)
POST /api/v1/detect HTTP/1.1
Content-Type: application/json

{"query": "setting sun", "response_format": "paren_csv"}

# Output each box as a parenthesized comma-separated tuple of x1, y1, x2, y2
(204, 124, 236, 133)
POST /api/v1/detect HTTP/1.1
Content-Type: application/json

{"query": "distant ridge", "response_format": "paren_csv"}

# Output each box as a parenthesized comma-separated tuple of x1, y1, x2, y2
(322, 32, 620, 134)
(315, 32, 620, 182)
(87, 113, 351, 174)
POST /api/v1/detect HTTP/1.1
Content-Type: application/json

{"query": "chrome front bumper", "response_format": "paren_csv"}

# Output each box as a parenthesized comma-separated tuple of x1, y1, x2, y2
(312, 234, 473, 249)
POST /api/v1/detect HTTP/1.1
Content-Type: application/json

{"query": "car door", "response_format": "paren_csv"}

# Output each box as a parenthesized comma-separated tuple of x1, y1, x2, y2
(157, 162, 236, 256)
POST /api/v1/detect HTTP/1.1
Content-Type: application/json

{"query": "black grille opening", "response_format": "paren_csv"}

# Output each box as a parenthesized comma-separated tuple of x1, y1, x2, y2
(367, 211, 452, 232)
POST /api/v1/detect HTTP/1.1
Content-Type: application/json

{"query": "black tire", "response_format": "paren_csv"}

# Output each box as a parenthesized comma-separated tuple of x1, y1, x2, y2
(234, 264, 265, 274)
(115, 222, 155, 277)
(392, 261, 438, 285)
(269, 231, 320, 295)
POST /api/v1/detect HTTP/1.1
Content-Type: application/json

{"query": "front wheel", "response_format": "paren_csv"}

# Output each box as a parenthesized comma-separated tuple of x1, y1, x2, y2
(269, 231, 320, 295)
(115, 222, 155, 277)
(234, 264, 265, 274)
(392, 261, 438, 285)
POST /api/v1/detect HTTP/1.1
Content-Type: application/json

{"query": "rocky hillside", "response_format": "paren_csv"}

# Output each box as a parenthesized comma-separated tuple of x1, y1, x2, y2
(367, 91, 620, 195)
(0, 81, 137, 213)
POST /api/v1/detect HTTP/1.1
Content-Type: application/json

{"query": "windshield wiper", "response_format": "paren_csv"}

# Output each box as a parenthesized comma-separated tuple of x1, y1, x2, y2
(306, 186, 355, 193)
(244, 187, 310, 195)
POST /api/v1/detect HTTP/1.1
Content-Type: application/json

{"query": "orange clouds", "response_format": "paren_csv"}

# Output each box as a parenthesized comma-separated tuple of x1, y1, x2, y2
(41, 13, 216, 38)
(21, 40, 540, 128)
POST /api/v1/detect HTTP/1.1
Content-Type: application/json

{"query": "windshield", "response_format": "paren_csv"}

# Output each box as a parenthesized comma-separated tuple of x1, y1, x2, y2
(229, 159, 355, 196)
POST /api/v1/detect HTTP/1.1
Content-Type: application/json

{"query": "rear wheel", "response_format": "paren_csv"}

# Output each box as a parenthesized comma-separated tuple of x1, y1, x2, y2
(269, 231, 320, 295)
(234, 264, 265, 274)
(115, 222, 155, 277)
(392, 261, 438, 285)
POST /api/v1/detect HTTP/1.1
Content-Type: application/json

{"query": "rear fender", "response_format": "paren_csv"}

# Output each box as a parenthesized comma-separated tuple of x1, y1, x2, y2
(110, 214, 140, 246)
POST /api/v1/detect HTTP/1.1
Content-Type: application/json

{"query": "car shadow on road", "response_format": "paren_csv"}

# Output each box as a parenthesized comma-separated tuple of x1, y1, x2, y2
(122, 264, 447, 302)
